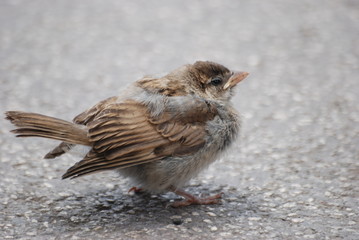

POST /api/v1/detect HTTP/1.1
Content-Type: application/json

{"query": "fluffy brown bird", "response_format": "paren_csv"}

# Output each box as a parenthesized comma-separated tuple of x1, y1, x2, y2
(5, 61, 248, 207)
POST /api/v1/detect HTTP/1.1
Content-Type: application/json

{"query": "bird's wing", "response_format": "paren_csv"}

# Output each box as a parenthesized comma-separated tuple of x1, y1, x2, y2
(62, 98, 218, 179)
(73, 96, 119, 125)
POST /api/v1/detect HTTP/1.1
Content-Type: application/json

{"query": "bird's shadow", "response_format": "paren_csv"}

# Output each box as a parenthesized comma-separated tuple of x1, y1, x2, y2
(37, 184, 259, 235)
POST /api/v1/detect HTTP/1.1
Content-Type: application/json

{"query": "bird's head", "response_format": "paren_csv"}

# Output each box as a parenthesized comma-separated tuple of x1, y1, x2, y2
(137, 61, 248, 103)
(185, 61, 249, 102)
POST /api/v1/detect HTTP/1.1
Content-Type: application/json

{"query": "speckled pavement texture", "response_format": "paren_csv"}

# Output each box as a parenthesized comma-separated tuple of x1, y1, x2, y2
(1, 0, 358, 239)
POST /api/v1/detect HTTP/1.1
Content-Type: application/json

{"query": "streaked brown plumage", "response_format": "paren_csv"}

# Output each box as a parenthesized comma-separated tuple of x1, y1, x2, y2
(5, 61, 248, 207)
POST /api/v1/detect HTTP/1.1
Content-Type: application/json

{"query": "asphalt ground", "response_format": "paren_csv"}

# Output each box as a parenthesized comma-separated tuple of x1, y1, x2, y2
(0, 0, 358, 239)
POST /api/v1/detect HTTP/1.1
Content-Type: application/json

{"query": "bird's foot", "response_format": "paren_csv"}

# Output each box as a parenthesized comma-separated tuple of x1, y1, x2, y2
(170, 187, 223, 207)
(128, 186, 144, 194)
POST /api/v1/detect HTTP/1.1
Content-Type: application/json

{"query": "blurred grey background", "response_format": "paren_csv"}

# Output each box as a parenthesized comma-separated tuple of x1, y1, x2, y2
(0, 0, 358, 239)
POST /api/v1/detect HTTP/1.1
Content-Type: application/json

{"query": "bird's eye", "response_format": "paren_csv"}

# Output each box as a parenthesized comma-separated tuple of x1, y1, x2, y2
(210, 77, 222, 86)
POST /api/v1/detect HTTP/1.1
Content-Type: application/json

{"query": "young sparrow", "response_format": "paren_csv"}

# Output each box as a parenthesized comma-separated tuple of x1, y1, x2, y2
(5, 61, 248, 207)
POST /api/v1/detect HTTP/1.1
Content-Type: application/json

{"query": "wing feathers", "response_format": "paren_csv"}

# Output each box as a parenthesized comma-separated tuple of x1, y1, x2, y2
(63, 98, 216, 179)
(93, 131, 158, 151)
(105, 138, 167, 160)
(63, 150, 158, 179)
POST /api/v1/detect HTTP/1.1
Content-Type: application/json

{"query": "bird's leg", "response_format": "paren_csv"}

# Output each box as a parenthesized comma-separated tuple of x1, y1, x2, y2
(169, 186, 223, 207)
(128, 186, 144, 194)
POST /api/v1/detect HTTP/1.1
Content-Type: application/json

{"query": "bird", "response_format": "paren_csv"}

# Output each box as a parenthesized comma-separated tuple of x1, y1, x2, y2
(5, 61, 248, 207)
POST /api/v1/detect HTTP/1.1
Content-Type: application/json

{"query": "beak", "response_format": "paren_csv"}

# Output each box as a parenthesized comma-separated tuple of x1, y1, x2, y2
(223, 71, 249, 90)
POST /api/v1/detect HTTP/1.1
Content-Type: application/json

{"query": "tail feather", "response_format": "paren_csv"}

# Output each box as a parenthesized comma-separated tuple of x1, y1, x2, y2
(5, 111, 91, 146)
(44, 142, 74, 159)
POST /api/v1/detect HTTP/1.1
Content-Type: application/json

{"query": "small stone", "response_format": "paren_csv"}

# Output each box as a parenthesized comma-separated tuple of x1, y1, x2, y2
(40, 208, 50, 213)
(45, 200, 54, 205)
(93, 226, 102, 231)
(207, 212, 217, 217)
(106, 198, 115, 203)
(58, 192, 71, 197)
(172, 218, 182, 225)
(43, 182, 53, 188)
(210, 226, 218, 231)
(303, 234, 316, 239)
(166, 224, 179, 230)
(333, 212, 343, 217)
(184, 218, 192, 223)
(58, 211, 67, 217)
(203, 219, 213, 224)
(192, 212, 199, 216)
(192, 227, 202, 233)
(170, 216, 183, 225)
(227, 197, 237, 202)
(291, 218, 304, 223)
(10, 194, 17, 199)
(220, 232, 231, 237)
(283, 202, 296, 208)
